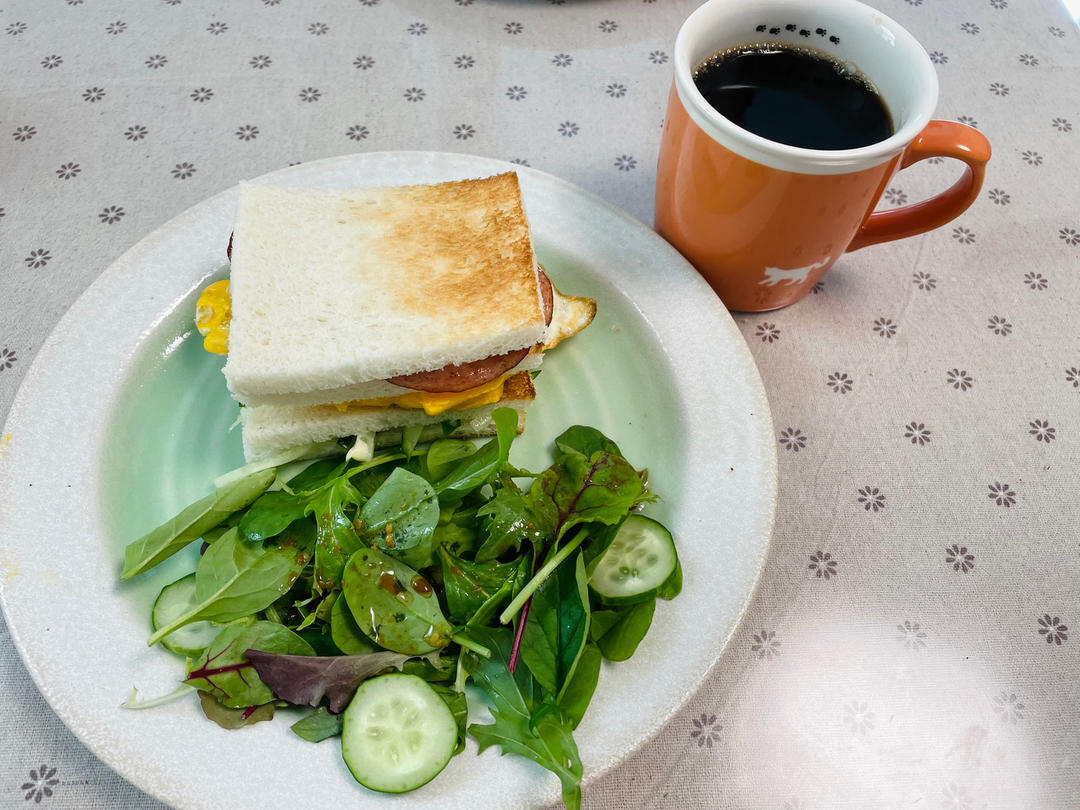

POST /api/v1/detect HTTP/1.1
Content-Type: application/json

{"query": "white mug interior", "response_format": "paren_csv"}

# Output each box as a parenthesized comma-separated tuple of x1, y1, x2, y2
(673, 0, 939, 174)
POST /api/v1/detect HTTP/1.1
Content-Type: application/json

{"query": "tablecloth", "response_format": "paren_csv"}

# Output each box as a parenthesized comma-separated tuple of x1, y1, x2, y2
(2, 0, 1079, 807)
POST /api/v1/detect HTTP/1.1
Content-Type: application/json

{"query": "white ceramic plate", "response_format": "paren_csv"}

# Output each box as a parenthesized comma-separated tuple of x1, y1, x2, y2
(0, 152, 775, 810)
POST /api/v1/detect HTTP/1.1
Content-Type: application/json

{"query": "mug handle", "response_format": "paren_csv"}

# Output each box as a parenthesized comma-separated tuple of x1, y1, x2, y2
(846, 120, 992, 252)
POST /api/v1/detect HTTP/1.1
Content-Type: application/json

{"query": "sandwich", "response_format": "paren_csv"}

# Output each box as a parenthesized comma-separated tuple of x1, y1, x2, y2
(194, 173, 595, 461)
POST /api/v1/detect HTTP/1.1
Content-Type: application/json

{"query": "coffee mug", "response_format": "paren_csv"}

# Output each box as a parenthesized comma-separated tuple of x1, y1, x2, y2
(655, 0, 991, 312)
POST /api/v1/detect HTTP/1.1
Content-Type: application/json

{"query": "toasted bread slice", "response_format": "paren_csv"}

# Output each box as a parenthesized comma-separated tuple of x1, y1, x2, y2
(224, 174, 545, 401)
(240, 372, 536, 460)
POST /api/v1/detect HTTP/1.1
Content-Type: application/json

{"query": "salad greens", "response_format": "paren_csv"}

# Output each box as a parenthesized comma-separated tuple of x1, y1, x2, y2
(121, 412, 679, 808)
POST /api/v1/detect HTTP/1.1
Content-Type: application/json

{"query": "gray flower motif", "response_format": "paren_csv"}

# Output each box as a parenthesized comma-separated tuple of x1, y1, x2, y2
(952, 226, 975, 244)
(145, 54, 168, 69)
(946, 544, 974, 573)
(124, 124, 148, 141)
(1052, 117, 1073, 132)
(599, 20, 618, 33)
(98, 205, 125, 224)
(606, 83, 627, 98)
(649, 50, 669, 64)
(235, 124, 259, 141)
(756, 322, 780, 342)
(190, 87, 214, 102)
(897, 620, 927, 650)
(1024, 272, 1048, 290)
(207, 21, 228, 35)
(553, 53, 573, 67)
(24, 249, 52, 268)
(993, 691, 1024, 723)
(947, 368, 973, 390)
(751, 630, 780, 659)
(0, 347, 17, 371)
(1049, 26, 1065, 38)
(358, 0, 379, 5)
(905, 0, 924, 5)
(873, 317, 896, 337)
(6, 22, 27, 35)
(68, 0, 85, 4)
(1019, 53, 1038, 66)
(942, 783, 973, 810)
(506, 86, 527, 101)
(298, 87, 321, 102)
(453, 124, 475, 140)
(1038, 614, 1068, 645)
(455, 55, 475, 69)
(957, 115, 978, 129)
(509, 158, 530, 166)
(904, 422, 931, 446)
(0, 207, 5, 221)
(21, 764, 59, 803)
(989, 82, 1009, 96)
(83, 87, 106, 103)
(960, 22, 980, 34)
(857, 486, 885, 512)
(927, 156, 945, 164)
(163, 0, 181, 4)
(990, 0, 1007, 7)
(843, 701, 875, 734)
(827, 371, 853, 394)
(689, 713, 721, 747)
(345, 124, 369, 141)
(930, 51, 948, 64)
(504, 21, 523, 34)
(404, 87, 425, 102)
(810, 280, 825, 294)
(56, 162, 81, 179)
(1029, 419, 1055, 443)
(13, 126, 37, 142)
(988, 316, 1012, 336)
(1066, 367, 1080, 389)
(778, 427, 807, 452)
(614, 154, 636, 171)
(914, 271, 936, 290)
(171, 162, 196, 179)
(884, 187, 907, 205)
(407, 22, 428, 35)
(558, 121, 580, 137)
(106, 20, 127, 34)
(988, 481, 1016, 507)
(353, 55, 374, 70)
(251, 55, 272, 69)
(988, 188, 1011, 205)
(1022, 150, 1043, 166)
(308, 22, 328, 35)
(41, 55, 64, 69)
(1060, 227, 1080, 246)
(809, 550, 836, 579)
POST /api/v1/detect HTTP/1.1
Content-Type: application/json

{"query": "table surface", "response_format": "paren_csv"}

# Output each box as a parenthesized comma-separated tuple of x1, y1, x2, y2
(2, 0, 1079, 807)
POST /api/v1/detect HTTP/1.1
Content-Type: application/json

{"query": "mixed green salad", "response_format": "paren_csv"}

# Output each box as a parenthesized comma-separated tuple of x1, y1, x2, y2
(121, 408, 680, 808)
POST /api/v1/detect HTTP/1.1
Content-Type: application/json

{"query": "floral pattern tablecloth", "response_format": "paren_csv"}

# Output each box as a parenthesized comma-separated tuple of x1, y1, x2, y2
(2, 0, 1079, 807)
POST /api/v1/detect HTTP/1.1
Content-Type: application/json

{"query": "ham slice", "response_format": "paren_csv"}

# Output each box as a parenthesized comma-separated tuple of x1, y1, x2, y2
(387, 269, 554, 393)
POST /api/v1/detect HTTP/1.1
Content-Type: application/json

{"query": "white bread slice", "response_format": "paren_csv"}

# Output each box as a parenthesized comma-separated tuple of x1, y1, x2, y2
(241, 372, 536, 461)
(240, 347, 543, 409)
(223, 173, 545, 401)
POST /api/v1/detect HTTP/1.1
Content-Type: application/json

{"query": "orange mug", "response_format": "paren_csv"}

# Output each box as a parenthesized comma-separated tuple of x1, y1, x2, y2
(655, 0, 991, 312)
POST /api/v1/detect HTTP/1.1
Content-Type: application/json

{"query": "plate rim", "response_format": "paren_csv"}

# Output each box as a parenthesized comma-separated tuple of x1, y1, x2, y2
(0, 150, 776, 808)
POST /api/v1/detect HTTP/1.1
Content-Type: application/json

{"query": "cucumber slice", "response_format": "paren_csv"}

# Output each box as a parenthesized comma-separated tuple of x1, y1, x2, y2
(589, 515, 677, 605)
(151, 574, 219, 657)
(342, 673, 457, 793)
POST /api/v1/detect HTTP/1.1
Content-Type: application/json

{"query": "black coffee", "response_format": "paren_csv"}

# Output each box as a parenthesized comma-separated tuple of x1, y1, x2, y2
(693, 44, 893, 150)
